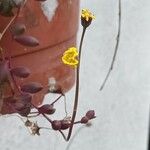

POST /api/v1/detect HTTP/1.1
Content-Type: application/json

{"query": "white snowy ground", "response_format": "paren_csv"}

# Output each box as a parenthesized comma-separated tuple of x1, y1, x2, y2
(0, 0, 150, 150)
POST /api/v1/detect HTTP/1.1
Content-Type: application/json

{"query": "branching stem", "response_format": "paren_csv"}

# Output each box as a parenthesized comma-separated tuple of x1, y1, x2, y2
(100, 0, 122, 90)
(31, 103, 67, 141)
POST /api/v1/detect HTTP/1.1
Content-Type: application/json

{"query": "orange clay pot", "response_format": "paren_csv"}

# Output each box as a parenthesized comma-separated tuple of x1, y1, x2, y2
(0, 0, 79, 114)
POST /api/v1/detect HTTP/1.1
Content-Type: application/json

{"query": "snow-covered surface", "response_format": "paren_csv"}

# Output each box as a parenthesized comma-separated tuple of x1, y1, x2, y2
(0, 0, 150, 150)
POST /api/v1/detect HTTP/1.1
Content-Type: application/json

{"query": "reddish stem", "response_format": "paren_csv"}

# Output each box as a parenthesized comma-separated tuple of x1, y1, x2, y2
(67, 27, 86, 141)
(51, 94, 63, 105)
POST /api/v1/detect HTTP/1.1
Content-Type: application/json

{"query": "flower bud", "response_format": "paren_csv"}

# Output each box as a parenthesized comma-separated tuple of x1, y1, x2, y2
(51, 120, 62, 130)
(81, 116, 89, 124)
(81, 9, 95, 28)
(85, 110, 95, 119)
(61, 120, 71, 130)
(38, 104, 56, 115)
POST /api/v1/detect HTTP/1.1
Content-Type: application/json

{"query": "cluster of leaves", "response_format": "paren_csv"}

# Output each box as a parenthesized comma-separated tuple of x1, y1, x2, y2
(0, 20, 96, 137)
(0, 0, 96, 140)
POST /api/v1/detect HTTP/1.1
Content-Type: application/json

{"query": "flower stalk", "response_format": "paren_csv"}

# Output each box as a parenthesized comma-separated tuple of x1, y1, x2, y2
(65, 9, 95, 141)
(67, 26, 86, 141)
(100, 0, 122, 90)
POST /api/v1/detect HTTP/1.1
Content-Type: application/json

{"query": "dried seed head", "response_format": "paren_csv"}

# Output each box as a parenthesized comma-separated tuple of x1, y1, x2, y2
(30, 122, 40, 136)
(25, 119, 32, 127)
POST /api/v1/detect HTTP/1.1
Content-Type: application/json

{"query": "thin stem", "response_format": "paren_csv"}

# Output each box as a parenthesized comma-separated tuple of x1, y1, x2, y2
(10, 72, 22, 93)
(0, 8, 22, 93)
(63, 94, 68, 117)
(67, 27, 86, 141)
(8, 7, 21, 67)
(42, 109, 67, 141)
(73, 121, 81, 124)
(46, 93, 68, 117)
(51, 94, 63, 105)
(31, 103, 53, 123)
(74, 117, 96, 125)
(100, 0, 122, 91)
(40, 127, 52, 130)
(66, 126, 85, 150)
(148, 106, 150, 150)
(27, 113, 40, 118)
(59, 130, 67, 141)
(42, 113, 67, 141)
(30, 111, 39, 114)
(42, 113, 52, 123)
(0, 86, 4, 112)
(31, 103, 67, 141)
(0, 6, 21, 41)
(0, 16, 16, 41)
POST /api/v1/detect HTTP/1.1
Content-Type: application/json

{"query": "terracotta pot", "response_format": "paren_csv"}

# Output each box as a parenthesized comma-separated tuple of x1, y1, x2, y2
(0, 0, 79, 114)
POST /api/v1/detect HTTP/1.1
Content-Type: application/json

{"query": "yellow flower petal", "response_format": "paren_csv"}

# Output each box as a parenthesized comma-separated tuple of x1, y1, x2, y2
(62, 47, 79, 67)
(81, 9, 95, 21)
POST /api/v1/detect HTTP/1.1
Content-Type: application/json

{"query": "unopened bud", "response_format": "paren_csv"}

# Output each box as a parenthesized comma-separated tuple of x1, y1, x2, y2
(86, 110, 95, 119)
(81, 116, 89, 124)
(51, 120, 61, 130)
(61, 119, 71, 130)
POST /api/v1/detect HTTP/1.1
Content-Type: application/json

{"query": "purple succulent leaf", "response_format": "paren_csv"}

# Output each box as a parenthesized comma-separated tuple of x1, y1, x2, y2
(21, 82, 43, 94)
(14, 35, 39, 47)
(38, 104, 56, 115)
(85, 110, 95, 119)
(11, 66, 31, 78)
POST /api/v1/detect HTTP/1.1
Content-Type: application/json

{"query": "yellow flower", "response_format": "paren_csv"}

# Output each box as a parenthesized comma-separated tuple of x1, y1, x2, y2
(81, 9, 95, 21)
(62, 47, 79, 67)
